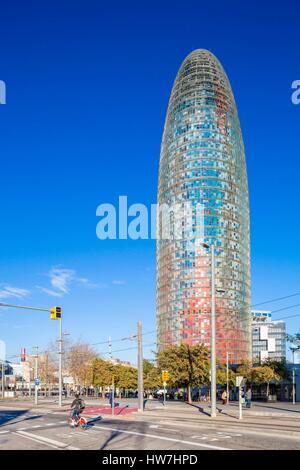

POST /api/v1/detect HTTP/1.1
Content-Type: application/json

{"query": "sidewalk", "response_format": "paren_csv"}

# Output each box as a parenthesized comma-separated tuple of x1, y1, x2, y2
(145, 399, 300, 419)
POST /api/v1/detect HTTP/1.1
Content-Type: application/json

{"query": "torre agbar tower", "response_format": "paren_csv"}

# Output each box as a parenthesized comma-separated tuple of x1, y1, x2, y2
(156, 49, 251, 364)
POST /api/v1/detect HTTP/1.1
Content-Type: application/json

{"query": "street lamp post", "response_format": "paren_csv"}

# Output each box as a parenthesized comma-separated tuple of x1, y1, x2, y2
(1, 361, 4, 399)
(202, 243, 216, 418)
(293, 368, 296, 405)
(34, 347, 39, 405)
(202, 242, 225, 418)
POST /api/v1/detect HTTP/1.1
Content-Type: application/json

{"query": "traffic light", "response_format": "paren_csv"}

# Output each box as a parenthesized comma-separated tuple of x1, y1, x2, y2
(161, 370, 170, 382)
(50, 306, 62, 320)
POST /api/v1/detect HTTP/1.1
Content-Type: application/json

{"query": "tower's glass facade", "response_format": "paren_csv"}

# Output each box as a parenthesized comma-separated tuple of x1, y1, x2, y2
(157, 49, 251, 364)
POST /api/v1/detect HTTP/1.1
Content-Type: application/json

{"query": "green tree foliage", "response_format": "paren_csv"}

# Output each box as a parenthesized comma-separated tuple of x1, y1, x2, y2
(91, 358, 113, 387)
(143, 360, 161, 390)
(253, 366, 280, 397)
(157, 343, 210, 403)
(263, 359, 290, 381)
(236, 360, 256, 385)
(216, 366, 236, 386)
(114, 364, 137, 391)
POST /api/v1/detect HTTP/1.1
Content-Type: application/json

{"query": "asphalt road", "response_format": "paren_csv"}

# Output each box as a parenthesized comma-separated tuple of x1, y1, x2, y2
(1, 401, 300, 450)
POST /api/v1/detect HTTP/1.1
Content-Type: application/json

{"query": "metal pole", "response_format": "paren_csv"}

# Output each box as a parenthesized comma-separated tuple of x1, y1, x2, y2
(226, 352, 229, 405)
(58, 315, 62, 407)
(137, 321, 144, 412)
(112, 383, 115, 416)
(28, 367, 32, 398)
(1, 362, 4, 398)
(34, 347, 38, 405)
(293, 368, 295, 405)
(210, 245, 217, 418)
(239, 385, 243, 419)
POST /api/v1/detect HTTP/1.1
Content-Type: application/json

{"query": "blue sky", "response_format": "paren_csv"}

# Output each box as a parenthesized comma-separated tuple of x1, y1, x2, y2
(0, 0, 299, 363)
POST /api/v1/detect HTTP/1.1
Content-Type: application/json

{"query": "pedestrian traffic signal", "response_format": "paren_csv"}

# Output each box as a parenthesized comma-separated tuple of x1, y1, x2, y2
(50, 306, 62, 320)
(162, 370, 170, 381)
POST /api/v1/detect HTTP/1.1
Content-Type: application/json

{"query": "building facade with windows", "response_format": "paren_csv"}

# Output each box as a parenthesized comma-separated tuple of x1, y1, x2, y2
(157, 49, 251, 364)
(252, 310, 286, 363)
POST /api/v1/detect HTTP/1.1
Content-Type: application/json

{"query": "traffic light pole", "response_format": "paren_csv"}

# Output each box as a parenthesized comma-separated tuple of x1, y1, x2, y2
(58, 315, 62, 407)
(0, 302, 63, 408)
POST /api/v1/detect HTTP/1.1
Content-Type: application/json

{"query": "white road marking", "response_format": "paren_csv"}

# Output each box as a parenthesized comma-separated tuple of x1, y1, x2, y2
(94, 425, 231, 450)
(31, 425, 42, 429)
(13, 432, 59, 449)
(16, 430, 80, 450)
(0, 431, 9, 434)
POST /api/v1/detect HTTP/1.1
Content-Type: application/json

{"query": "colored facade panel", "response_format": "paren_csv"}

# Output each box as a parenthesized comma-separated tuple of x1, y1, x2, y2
(157, 49, 251, 364)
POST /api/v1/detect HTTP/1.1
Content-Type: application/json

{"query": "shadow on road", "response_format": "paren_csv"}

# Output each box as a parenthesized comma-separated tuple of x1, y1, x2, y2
(0, 409, 32, 427)
(253, 403, 300, 414)
(97, 419, 148, 450)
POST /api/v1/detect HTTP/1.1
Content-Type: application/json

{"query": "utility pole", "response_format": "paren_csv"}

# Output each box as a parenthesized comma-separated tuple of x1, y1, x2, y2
(226, 352, 229, 405)
(293, 368, 296, 405)
(34, 346, 39, 405)
(210, 245, 217, 418)
(137, 321, 144, 413)
(202, 242, 225, 418)
(1, 361, 4, 398)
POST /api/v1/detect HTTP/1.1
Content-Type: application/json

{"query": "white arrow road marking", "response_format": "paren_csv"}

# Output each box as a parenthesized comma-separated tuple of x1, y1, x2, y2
(16, 430, 80, 450)
(94, 425, 231, 450)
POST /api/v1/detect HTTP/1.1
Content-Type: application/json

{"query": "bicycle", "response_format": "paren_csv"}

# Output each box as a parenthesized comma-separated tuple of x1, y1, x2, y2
(69, 411, 87, 429)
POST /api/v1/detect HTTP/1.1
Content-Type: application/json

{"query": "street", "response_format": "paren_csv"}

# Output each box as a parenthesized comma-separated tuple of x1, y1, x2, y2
(1, 398, 300, 450)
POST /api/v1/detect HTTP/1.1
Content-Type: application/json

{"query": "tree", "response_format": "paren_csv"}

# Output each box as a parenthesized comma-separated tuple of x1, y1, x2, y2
(91, 358, 113, 388)
(263, 358, 290, 381)
(114, 365, 137, 392)
(253, 366, 280, 398)
(157, 343, 210, 403)
(38, 352, 57, 393)
(66, 342, 96, 391)
(216, 366, 236, 386)
(236, 360, 256, 386)
(143, 360, 161, 391)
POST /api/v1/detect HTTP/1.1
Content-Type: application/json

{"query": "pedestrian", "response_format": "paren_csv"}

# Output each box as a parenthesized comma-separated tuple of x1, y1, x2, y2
(221, 390, 227, 405)
(245, 388, 252, 408)
(108, 390, 113, 407)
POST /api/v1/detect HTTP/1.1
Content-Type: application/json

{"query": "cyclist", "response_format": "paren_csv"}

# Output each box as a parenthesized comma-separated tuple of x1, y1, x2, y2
(70, 392, 85, 426)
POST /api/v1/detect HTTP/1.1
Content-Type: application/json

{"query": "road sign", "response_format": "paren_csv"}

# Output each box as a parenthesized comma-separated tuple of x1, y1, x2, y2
(35, 378, 40, 386)
(162, 371, 170, 381)
(236, 376, 244, 387)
